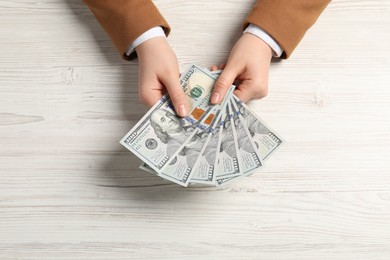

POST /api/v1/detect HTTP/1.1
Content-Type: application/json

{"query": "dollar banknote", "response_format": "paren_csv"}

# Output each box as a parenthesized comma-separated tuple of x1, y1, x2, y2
(230, 99, 263, 175)
(215, 103, 242, 179)
(120, 65, 221, 174)
(232, 95, 283, 161)
(188, 120, 221, 184)
(215, 100, 267, 187)
(120, 95, 183, 173)
(188, 103, 224, 184)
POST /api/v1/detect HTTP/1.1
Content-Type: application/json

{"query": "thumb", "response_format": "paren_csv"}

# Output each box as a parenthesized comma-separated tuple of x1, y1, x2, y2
(211, 63, 240, 104)
(161, 73, 188, 117)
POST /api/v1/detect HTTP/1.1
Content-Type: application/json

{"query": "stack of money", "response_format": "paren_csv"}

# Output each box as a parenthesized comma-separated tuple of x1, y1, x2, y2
(120, 64, 283, 187)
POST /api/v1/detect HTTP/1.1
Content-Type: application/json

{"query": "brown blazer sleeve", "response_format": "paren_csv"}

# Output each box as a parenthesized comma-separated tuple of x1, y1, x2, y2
(83, 0, 170, 58)
(244, 0, 331, 59)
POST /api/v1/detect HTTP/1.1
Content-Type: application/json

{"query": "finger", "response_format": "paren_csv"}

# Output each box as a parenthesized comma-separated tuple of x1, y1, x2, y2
(138, 80, 165, 107)
(234, 80, 268, 103)
(161, 73, 188, 117)
(233, 83, 253, 103)
(211, 63, 240, 104)
(210, 65, 218, 71)
(218, 63, 226, 70)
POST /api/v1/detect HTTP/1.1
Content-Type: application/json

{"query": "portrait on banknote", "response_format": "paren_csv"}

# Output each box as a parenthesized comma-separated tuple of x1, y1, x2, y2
(149, 108, 196, 156)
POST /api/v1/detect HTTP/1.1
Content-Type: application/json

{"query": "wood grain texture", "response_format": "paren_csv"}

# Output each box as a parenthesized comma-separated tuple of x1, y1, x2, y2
(1, 0, 390, 259)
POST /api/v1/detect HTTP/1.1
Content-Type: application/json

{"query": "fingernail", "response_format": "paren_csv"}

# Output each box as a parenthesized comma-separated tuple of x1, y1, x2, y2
(178, 104, 187, 117)
(211, 93, 220, 104)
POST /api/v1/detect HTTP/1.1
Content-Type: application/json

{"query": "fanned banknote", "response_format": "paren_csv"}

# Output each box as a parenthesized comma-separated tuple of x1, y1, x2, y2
(120, 95, 184, 173)
(188, 110, 223, 184)
(215, 103, 241, 179)
(188, 100, 227, 185)
(230, 99, 263, 175)
(232, 95, 283, 161)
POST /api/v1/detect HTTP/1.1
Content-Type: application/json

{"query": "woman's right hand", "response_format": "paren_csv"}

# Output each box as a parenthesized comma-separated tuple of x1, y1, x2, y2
(136, 37, 188, 117)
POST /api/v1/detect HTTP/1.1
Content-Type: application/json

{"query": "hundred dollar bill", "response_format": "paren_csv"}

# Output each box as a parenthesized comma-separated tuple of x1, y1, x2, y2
(215, 102, 241, 179)
(139, 86, 236, 186)
(120, 65, 220, 174)
(229, 99, 263, 174)
(233, 95, 283, 161)
(187, 86, 236, 185)
(216, 99, 267, 187)
(209, 68, 244, 186)
(120, 95, 185, 173)
(188, 123, 220, 184)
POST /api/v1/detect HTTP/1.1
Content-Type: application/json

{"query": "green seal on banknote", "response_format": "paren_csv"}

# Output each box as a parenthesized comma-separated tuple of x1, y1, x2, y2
(190, 85, 203, 98)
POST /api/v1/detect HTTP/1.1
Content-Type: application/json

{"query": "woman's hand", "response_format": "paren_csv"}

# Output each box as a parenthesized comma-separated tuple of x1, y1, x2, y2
(136, 37, 188, 117)
(210, 33, 273, 103)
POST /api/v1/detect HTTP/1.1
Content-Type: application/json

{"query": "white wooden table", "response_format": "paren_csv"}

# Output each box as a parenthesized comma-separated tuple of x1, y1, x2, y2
(1, 0, 390, 259)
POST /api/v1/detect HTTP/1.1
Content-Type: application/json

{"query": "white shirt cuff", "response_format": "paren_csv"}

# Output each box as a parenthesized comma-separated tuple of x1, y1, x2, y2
(125, 26, 166, 56)
(244, 24, 283, 57)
